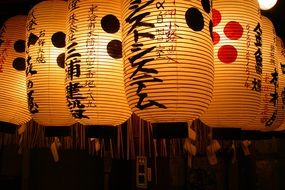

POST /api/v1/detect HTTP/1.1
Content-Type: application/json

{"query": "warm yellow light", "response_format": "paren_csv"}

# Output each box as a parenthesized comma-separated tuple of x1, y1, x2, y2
(258, 0, 277, 10)
(248, 16, 279, 130)
(25, 1, 75, 126)
(0, 15, 30, 125)
(201, 0, 261, 129)
(65, 0, 131, 126)
(122, 0, 214, 124)
(274, 37, 285, 130)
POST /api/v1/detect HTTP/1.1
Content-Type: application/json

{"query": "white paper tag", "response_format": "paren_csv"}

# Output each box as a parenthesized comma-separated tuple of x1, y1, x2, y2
(183, 139, 197, 156)
(50, 142, 59, 162)
(241, 140, 251, 156)
(207, 145, 218, 165)
(188, 127, 196, 141)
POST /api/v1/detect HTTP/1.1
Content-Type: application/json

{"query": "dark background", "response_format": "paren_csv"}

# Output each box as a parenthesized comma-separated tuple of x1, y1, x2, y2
(0, 0, 284, 42)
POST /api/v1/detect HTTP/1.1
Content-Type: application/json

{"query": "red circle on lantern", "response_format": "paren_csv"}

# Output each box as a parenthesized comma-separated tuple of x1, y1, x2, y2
(218, 45, 237, 64)
(224, 21, 243, 40)
(212, 9, 221, 27)
(213, 32, 220, 45)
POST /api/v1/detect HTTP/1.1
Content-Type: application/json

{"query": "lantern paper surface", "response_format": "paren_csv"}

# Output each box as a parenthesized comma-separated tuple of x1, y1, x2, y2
(274, 37, 285, 130)
(200, 0, 261, 129)
(26, 1, 75, 126)
(65, 0, 131, 126)
(0, 15, 30, 125)
(248, 16, 279, 130)
(122, 0, 214, 123)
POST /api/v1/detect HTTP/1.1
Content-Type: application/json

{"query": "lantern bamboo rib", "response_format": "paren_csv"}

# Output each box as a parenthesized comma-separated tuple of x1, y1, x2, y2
(65, 0, 131, 126)
(26, 1, 75, 127)
(122, 0, 214, 123)
(201, 0, 262, 129)
(0, 15, 30, 125)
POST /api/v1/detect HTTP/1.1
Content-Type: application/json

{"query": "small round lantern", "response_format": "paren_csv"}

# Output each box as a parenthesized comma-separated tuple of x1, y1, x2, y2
(25, 1, 75, 127)
(0, 15, 30, 126)
(201, 0, 262, 129)
(122, 0, 214, 125)
(258, 0, 277, 10)
(248, 16, 279, 130)
(65, 0, 131, 126)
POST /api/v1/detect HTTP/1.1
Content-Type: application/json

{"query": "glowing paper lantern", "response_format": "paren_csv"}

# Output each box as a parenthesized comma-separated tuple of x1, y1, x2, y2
(65, 0, 131, 126)
(122, 0, 214, 124)
(248, 16, 279, 130)
(258, 0, 277, 10)
(274, 37, 285, 130)
(200, 0, 261, 129)
(0, 15, 30, 126)
(25, 1, 75, 126)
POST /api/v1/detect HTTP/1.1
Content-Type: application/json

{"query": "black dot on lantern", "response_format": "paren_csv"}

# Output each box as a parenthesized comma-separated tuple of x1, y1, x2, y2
(201, 0, 211, 13)
(57, 53, 65, 69)
(185, 8, 204, 31)
(209, 20, 213, 41)
(101, 14, 120, 34)
(51, 32, 66, 48)
(107, 40, 122, 59)
(14, 40, 25, 53)
(13, 57, 26, 71)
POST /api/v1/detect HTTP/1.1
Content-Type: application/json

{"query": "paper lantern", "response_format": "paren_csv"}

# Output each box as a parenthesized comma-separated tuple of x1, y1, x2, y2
(274, 37, 285, 130)
(258, 0, 277, 10)
(122, 0, 214, 124)
(0, 15, 30, 126)
(65, 0, 131, 126)
(200, 0, 262, 129)
(248, 16, 279, 130)
(25, 1, 75, 126)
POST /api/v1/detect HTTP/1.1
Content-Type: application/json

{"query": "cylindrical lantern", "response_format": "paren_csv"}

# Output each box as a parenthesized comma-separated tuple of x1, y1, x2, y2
(248, 16, 279, 130)
(0, 15, 30, 126)
(274, 37, 285, 130)
(65, 0, 131, 126)
(200, 0, 262, 129)
(25, 1, 75, 126)
(122, 0, 214, 124)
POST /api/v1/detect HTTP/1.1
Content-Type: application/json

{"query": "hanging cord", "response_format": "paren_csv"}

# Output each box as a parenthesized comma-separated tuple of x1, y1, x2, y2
(17, 122, 27, 154)
(127, 118, 130, 160)
(147, 122, 152, 159)
(31, 121, 39, 148)
(139, 118, 142, 156)
(183, 121, 197, 168)
(127, 114, 136, 160)
(117, 124, 121, 159)
(95, 138, 101, 156)
(110, 138, 114, 159)
(141, 119, 145, 157)
(117, 124, 124, 159)
(231, 140, 237, 164)
(151, 123, 158, 184)
(78, 123, 85, 150)
(206, 128, 221, 166)
(127, 115, 132, 160)
(241, 140, 251, 156)
(162, 139, 167, 157)
(100, 139, 105, 158)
